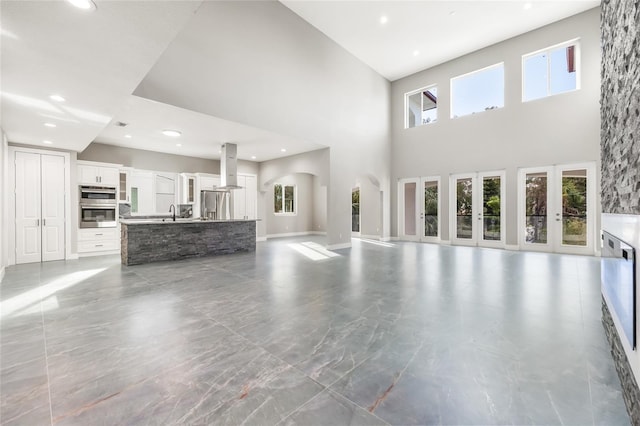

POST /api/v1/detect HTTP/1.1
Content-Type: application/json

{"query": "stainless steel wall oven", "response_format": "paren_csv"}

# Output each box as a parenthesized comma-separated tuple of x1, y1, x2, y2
(79, 186, 117, 228)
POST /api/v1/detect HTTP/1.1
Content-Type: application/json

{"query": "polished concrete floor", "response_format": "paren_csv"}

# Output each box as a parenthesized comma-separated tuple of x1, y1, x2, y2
(0, 236, 630, 425)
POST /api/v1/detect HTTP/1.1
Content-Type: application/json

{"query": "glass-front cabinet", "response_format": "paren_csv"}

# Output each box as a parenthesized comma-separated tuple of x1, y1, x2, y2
(181, 173, 196, 204)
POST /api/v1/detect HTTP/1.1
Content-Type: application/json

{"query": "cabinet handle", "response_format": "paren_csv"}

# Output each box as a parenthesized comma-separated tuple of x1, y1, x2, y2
(36, 219, 40, 227)
(95, 244, 103, 247)
(43, 219, 46, 226)
(95, 233, 103, 236)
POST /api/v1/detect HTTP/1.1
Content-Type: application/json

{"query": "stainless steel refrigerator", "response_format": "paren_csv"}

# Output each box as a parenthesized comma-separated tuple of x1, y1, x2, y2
(200, 190, 229, 220)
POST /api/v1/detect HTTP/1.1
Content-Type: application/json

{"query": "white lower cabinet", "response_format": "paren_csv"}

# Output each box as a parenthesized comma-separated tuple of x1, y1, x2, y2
(78, 227, 120, 255)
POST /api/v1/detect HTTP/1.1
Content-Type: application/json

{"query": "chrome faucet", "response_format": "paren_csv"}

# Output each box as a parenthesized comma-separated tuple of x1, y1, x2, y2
(169, 204, 176, 222)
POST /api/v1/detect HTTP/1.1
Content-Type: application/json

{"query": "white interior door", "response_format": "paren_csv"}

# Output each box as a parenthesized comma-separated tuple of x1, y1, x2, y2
(518, 163, 595, 254)
(15, 152, 42, 264)
(41, 154, 66, 261)
(399, 178, 420, 241)
(450, 171, 505, 248)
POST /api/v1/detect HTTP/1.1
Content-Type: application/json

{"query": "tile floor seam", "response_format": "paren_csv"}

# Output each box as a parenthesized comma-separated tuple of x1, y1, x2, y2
(577, 261, 598, 426)
(38, 291, 54, 426)
(169, 289, 331, 423)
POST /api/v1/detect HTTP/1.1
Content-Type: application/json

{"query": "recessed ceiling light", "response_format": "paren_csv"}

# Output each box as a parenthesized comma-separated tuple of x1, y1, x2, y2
(413, 50, 420, 57)
(176, 143, 182, 147)
(280, 148, 287, 153)
(524, 2, 532, 10)
(449, 10, 456, 16)
(379, 15, 388, 25)
(66, 0, 97, 10)
(162, 129, 181, 137)
(43, 140, 53, 145)
(49, 94, 65, 102)
(44, 122, 56, 128)
(124, 134, 132, 139)
(251, 155, 257, 160)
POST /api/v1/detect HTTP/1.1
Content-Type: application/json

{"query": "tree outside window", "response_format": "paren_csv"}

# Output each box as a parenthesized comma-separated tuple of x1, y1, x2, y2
(274, 183, 295, 214)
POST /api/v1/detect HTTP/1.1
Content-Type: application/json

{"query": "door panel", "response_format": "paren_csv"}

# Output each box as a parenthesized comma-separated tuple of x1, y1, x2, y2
(15, 152, 42, 264)
(422, 177, 440, 242)
(478, 171, 506, 247)
(41, 154, 66, 261)
(555, 164, 594, 255)
(451, 174, 477, 246)
(399, 178, 419, 241)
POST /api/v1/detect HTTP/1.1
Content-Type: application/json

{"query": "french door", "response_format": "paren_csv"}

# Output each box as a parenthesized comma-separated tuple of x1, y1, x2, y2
(398, 177, 441, 242)
(518, 163, 596, 255)
(450, 171, 506, 248)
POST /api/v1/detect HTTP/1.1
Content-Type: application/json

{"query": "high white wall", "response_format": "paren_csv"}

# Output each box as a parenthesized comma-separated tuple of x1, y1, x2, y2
(266, 173, 315, 236)
(390, 8, 601, 245)
(0, 129, 7, 282)
(355, 176, 383, 238)
(134, 0, 391, 247)
(312, 175, 327, 233)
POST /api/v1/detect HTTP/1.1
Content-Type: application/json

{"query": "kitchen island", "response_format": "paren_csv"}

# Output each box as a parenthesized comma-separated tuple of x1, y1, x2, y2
(120, 219, 256, 265)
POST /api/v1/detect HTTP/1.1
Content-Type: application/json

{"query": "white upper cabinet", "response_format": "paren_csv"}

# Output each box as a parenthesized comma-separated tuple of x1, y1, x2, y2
(78, 161, 120, 186)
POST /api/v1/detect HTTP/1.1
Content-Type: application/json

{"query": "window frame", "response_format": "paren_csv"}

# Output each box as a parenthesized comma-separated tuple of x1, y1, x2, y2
(450, 62, 505, 119)
(274, 183, 297, 215)
(404, 84, 438, 129)
(522, 38, 581, 102)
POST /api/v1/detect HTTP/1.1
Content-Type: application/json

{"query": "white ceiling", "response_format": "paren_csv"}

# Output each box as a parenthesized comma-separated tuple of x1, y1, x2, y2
(0, 0, 201, 152)
(0, 0, 599, 159)
(280, 0, 600, 81)
(96, 96, 326, 162)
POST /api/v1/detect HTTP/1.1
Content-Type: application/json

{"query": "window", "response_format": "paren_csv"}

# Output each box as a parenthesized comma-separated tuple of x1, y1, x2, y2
(451, 63, 504, 118)
(405, 86, 437, 128)
(274, 183, 295, 214)
(523, 40, 579, 102)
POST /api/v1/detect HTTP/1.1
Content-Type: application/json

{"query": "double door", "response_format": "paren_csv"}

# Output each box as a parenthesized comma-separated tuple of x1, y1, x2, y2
(15, 151, 66, 264)
(518, 163, 595, 255)
(399, 176, 441, 242)
(450, 171, 506, 248)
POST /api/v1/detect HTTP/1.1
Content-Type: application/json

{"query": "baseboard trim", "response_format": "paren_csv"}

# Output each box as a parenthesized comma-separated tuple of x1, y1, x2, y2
(440, 240, 451, 245)
(67, 253, 79, 260)
(380, 237, 392, 242)
(0, 266, 5, 283)
(360, 234, 381, 240)
(327, 242, 352, 250)
(78, 250, 120, 258)
(390, 237, 400, 241)
(504, 244, 520, 251)
(266, 231, 325, 239)
(256, 237, 267, 242)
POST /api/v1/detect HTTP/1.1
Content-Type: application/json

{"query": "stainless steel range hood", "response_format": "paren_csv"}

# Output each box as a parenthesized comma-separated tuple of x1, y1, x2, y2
(218, 143, 242, 190)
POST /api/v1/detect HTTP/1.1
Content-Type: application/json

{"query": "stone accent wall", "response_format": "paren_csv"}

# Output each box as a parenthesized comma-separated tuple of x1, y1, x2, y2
(602, 299, 640, 424)
(601, 0, 640, 214)
(121, 221, 256, 265)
